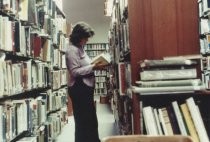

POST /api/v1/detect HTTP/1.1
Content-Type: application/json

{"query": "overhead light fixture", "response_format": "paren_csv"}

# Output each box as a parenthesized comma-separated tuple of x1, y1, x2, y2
(104, 0, 114, 16)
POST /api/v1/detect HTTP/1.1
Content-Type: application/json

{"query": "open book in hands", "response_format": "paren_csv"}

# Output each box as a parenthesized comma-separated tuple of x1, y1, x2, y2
(91, 52, 111, 66)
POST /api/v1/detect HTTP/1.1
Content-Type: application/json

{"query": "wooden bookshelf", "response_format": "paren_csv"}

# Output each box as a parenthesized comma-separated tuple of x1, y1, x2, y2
(108, 0, 202, 136)
(0, 0, 70, 141)
(128, 0, 199, 134)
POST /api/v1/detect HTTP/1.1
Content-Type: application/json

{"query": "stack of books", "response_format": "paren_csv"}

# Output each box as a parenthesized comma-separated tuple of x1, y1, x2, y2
(133, 56, 204, 94)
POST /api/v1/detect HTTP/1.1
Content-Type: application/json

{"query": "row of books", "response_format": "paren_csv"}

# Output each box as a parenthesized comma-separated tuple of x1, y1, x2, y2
(109, 0, 130, 60)
(84, 43, 109, 51)
(0, 58, 68, 97)
(95, 70, 109, 76)
(198, 0, 210, 17)
(199, 0, 210, 89)
(199, 0, 210, 54)
(200, 56, 210, 89)
(16, 109, 68, 142)
(0, 58, 50, 97)
(0, 0, 37, 24)
(95, 69, 108, 95)
(86, 50, 107, 58)
(47, 88, 67, 113)
(51, 69, 68, 90)
(0, 0, 65, 24)
(0, 0, 67, 38)
(95, 76, 106, 82)
(42, 15, 68, 40)
(47, 109, 68, 141)
(199, 32, 210, 54)
(94, 88, 108, 95)
(199, 18, 210, 54)
(95, 82, 107, 89)
(112, 92, 132, 135)
(0, 96, 47, 142)
(201, 71, 210, 89)
(141, 97, 209, 142)
(118, 62, 132, 96)
(119, 0, 128, 19)
(0, 89, 68, 142)
(51, 48, 67, 69)
(0, 15, 68, 62)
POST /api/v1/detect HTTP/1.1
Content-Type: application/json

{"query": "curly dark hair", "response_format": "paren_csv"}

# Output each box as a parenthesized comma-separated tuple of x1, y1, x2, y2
(70, 22, 95, 46)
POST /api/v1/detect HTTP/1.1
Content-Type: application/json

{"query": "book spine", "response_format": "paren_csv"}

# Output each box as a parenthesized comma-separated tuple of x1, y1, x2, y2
(118, 62, 126, 95)
(153, 108, 163, 135)
(186, 97, 209, 142)
(171, 101, 188, 135)
(180, 103, 200, 142)
(140, 68, 197, 81)
(142, 106, 159, 135)
(158, 108, 168, 135)
(161, 107, 174, 135)
(137, 79, 201, 87)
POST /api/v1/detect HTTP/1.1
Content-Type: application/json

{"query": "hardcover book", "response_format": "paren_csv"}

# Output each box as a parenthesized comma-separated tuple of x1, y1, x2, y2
(136, 79, 202, 87)
(171, 101, 188, 136)
(91, 52, 111, 66)
(132, 85, 205, 94)
(186, 97, 209, 142)
(142, 106, 159, 135)
(161, 107, 174, 135)
(163, 54, 202, 60)
(180, 103, 200, 142)
(118, 62, 126, 95)
(140, 59, 197, 68)
(140, 68, 197, 81)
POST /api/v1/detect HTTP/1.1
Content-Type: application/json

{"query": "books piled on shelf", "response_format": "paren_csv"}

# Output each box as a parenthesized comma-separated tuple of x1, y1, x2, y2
(141, 97, 209, 142)
(133, 57, 204, 94)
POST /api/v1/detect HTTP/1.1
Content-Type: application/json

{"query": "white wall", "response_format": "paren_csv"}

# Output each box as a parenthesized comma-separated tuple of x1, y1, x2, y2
(88, 22, 110, 43)
(62, 0, 111, 44)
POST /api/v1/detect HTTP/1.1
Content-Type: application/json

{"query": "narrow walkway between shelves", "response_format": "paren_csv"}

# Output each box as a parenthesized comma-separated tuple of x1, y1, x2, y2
(56, 96, 119, 142)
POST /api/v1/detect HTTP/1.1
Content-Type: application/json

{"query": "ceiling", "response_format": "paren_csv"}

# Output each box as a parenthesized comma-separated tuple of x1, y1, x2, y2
(62, 0, 111, 42)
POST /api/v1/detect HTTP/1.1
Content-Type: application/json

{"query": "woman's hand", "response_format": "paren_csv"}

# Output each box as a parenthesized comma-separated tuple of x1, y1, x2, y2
(92, 61, 108, 70)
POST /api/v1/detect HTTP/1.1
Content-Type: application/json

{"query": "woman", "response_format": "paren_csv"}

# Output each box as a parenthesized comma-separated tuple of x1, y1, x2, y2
(65, 22, 105, 142)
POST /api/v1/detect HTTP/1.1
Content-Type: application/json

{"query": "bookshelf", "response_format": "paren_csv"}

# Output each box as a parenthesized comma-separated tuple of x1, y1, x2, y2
(84, 43, 110, 99)
(108, 0, 209, 138)
(107, 0, 133, 134)
(198, 0, 210, 90)
(0, 0, 70, 141)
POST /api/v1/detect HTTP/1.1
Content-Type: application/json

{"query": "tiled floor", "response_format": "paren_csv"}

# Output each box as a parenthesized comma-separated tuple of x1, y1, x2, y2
(56, 97, 119, 142)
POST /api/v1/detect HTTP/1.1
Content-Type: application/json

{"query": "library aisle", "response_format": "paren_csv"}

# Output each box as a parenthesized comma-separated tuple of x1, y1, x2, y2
(56, 96, 119, 142)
